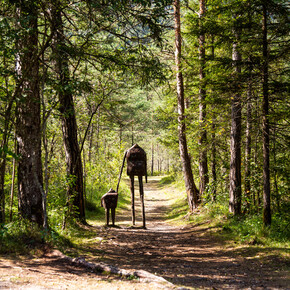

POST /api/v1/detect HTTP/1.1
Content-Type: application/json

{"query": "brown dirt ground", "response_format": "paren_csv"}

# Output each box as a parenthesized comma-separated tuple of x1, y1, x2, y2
(1, 176, 289, 289)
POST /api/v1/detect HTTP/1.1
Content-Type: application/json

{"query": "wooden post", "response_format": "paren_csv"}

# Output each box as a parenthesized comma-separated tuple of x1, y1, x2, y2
(111, 208, 116, 226)
(130, 175, 135, 225)
(138, 176, 146, 229)
(106, 209, 109, 226)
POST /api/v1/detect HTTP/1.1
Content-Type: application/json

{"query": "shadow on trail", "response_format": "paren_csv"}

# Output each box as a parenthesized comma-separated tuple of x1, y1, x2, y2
(87, 177, 289, 289)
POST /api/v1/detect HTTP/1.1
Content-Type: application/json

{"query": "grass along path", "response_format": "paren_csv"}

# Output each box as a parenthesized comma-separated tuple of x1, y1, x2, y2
(1, 176, 289, 289)
(83, 176, 290, 289)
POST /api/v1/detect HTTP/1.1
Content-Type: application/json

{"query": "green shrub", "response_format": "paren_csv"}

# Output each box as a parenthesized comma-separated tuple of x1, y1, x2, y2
(0, 219, 45, 254)
(159, 174, 176, 185)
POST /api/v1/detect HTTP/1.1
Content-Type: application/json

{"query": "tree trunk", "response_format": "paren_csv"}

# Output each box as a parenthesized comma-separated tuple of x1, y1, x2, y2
(198, 0, 209, 198)
(51, 3, 85, 223)
(151, 141, 154, 176)
(211, 115, 217, 201)
(262, 3, 271, 226)
(0, 155, 7, 223)
(210, 36, 217, 201)
(229, 28, 242, 215)
(244, 63, 252, 213)
(272, 127, 280, 213)
(0, 97, 13, 223)
(15, 1, 44, 226)
(174, 0, 199, 210)
(9, 135, 17, 221)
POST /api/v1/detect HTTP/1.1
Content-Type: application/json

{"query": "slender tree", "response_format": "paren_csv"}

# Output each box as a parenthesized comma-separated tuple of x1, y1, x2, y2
(229, 23, 242, 215)
(0, 97, 13, 223)
(174, 0, 199, 211)
(244, 60, 253, 213)
(262, 2, 271, 226)
(198, 0, 209, 197)
(50, 1, 85, 224)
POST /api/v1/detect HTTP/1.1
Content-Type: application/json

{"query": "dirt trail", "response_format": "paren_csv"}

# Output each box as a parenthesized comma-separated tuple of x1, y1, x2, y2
(88, 176, 289, 289)
(1, 176, 289, 289)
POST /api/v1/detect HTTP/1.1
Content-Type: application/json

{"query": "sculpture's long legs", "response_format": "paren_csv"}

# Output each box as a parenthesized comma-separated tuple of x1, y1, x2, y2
(105, 209, 109, 226)
(111, 208, 116, 226)
(130, 175, 135, 225)
(138, 175, 146, 229)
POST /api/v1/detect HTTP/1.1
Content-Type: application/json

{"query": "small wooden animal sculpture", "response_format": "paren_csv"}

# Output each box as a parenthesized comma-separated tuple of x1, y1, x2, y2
(125, 144, 147, 229)
(101, 188, 118, 226)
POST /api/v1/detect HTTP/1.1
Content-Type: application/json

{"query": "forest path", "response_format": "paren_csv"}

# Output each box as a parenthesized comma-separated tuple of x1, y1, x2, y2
(0, 176, 289, 289)
(85, 176, 289, 289)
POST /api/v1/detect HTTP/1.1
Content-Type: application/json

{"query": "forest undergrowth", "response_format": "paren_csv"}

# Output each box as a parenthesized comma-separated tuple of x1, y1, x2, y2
(163, 174, 290, 252)
(0, 175, 289, 289)
(1, 175, 289, 259)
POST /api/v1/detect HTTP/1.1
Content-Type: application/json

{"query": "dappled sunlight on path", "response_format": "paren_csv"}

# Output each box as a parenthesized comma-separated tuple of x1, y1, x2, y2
(87, 176, 289, 289)
(1, 176, 288, 289)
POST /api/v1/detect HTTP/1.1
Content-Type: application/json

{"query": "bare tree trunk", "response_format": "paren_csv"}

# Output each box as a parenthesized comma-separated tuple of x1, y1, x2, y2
(211, 115, 217, 201)
(244, 64, 252, 213)
(9, 135, 17, 221)
(198, 0, 209, 198)
(229, 27, 242, 215)
(272, 127, 280, 212)
(96, 108, 100, 156)
(151, 141, 154, 176)
(15, 1, 44, 226)
(0, 97, 13, 223)
(88, 124, 94, 164)
(51, 2, 85, 224)
(174, 0, 199, 211)
(0, 151, 7, 223)
(262, 3, 271, 226)
(210, 36, 217, 201)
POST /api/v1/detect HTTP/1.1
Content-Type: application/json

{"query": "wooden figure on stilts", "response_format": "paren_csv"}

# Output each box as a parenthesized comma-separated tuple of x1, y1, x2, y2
(117, 144, 147, 229)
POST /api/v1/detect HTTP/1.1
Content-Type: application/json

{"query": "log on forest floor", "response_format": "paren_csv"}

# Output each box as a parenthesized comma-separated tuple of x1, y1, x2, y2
(56, 250, 174, 287)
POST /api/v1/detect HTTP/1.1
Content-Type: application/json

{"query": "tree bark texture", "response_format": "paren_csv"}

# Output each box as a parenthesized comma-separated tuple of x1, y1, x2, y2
(174, 0, 199, 210)
(211, 117, 217, 201)
(51, 3, 85, 223)
(0, 98, 13, 223)
(229, 30, 242, 215)
(262, 3, 271, 226)
(0, 149, 7, 223)
(151, 141, 154, 176)
(244, 69, 252, 213)
(210, 37, 217, 201)
(15, 1, 44, 226)
(198, 0, 209, 197)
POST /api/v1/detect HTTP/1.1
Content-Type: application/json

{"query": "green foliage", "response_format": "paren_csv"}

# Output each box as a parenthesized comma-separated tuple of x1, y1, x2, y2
(0, 219, 45, 254)
(163, 174, 289, 247)
(159, 174, 176, 185)
(199, 201, 290, 246)
(0, 0, 289, 259)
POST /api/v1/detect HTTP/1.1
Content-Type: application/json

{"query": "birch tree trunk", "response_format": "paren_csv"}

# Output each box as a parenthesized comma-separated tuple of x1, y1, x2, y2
(174, 0, 199, 211)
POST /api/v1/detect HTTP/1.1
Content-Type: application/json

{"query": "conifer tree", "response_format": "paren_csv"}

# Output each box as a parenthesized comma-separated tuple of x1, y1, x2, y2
(15, 0, 44, 226)
(174, 0, 199, 210)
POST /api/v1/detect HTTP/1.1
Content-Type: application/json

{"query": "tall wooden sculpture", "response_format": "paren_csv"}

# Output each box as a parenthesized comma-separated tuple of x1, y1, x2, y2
(118, 144, 147, 228)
